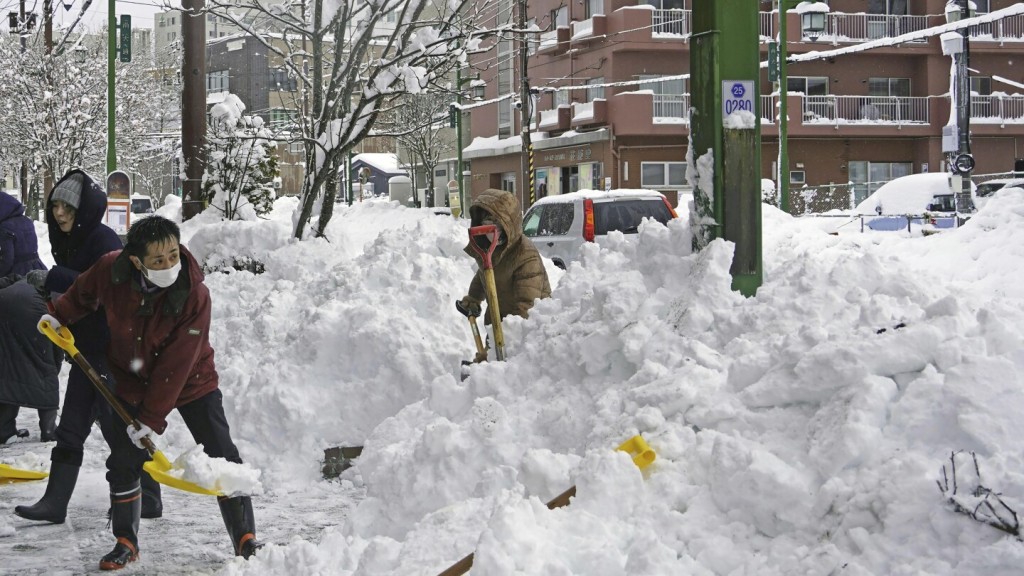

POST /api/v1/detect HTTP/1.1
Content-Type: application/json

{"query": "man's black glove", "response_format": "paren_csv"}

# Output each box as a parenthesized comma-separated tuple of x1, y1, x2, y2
(26, 269, 48, 292)
(455, 297, 482, 318)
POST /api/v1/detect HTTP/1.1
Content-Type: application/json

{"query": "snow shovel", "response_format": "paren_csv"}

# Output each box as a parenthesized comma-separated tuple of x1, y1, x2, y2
(467, 224, 505, 361)
(38, 318, 224, 497)
(455, 299, 486, 359)
(0, 464, 48, 484)
(436, 435, 656, 576)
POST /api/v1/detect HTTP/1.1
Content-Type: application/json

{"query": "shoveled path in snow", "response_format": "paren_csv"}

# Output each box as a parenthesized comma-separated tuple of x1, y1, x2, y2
(1, 436, 362, 575)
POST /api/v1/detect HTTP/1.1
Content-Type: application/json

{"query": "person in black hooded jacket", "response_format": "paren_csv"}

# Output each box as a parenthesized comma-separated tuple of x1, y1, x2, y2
(15, 170, 164, 524)
(0, 192, 59, 444)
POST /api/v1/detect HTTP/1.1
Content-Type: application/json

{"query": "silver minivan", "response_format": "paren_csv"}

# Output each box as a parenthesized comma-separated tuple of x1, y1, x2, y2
(522, 190, 677, 269)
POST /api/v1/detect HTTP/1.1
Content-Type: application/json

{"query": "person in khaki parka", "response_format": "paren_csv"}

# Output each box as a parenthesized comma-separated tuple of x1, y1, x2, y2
(458, 189, 551, 361)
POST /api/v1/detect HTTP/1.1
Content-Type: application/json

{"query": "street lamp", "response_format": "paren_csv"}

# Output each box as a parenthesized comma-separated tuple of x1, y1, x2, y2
(944, 1, 975, 218)
(774, 1, 827, 214)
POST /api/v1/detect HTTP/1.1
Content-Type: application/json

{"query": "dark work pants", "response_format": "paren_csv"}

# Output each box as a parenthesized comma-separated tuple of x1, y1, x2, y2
(52, 353, 116, 466)
(102, 389, 242, 487)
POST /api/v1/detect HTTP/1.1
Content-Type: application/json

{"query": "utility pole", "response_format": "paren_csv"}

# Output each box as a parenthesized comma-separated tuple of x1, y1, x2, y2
(106, 0, 116, 173)
(19, 0, 28, 208)
(691, 0, 762, 296)
(181, 0, 206, 220)
(518, 0, 532, 210)
(956, 0, 973, 219)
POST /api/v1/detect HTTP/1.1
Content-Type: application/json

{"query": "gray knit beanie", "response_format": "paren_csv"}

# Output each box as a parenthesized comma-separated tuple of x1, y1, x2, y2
(51, 172, 84, 210)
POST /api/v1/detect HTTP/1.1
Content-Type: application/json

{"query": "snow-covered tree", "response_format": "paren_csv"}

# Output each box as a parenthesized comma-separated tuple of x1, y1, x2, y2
(383, 91, 456, 206)
(0, 29, 179, 217)
(203, 0, 493, 238)
(202, 94, 279, 221)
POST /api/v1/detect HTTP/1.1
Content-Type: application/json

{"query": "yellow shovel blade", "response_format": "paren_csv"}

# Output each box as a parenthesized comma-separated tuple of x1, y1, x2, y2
(0, 463, 48, 483)
(143, 450, 223, 497)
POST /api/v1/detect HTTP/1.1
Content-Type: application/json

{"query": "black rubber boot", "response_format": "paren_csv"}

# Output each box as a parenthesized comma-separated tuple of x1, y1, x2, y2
(0, 403, 27, 444)
(37, 408, 58, 442)
(140, 471, 163, 519)
(218, 496, 262, 558)
(14, 457, 80, 523)
(99, 482, 140, 570)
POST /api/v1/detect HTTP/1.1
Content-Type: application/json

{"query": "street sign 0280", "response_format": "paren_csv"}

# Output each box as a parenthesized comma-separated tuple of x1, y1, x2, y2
(722, 80, 755, 120)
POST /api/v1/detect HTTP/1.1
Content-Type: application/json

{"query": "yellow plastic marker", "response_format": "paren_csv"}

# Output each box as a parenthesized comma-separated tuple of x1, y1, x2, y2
(616, 434, 656, 470)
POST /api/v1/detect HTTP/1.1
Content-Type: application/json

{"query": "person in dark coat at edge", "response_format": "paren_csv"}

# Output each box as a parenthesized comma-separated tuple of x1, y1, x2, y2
(0, 191, 59, 444)
(457, 188, 552, 362)
(39, 215, 262, 570)
(15, 170, 164, 525)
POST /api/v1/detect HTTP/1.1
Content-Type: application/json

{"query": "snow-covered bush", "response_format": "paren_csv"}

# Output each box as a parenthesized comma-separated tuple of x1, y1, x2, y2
(202, 93, 279, 220)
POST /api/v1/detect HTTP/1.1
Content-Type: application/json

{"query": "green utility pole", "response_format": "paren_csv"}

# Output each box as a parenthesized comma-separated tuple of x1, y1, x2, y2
(690, 0, 762, 296)
(455, 66, 466, 217)
(106, 0, 116, 173)
(776, 0, 797, 214)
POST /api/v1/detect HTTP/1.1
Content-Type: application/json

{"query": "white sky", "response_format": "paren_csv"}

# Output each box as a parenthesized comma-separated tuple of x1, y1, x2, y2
(39, 0, 167, 32)
(3, 184, 1024, 574)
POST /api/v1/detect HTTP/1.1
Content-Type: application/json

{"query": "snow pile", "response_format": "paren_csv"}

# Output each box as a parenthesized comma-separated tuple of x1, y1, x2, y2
(168, 445, 263, 497)
(199, 191, 1024, 575)
(12, 188, 1024, 574)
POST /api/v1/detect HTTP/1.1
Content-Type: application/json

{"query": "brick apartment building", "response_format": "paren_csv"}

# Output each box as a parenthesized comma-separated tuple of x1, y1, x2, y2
(463, 0, 1024, 211)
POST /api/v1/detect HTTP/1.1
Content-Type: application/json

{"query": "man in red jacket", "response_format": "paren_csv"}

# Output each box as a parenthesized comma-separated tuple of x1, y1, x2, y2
(41, 215, 260, 570)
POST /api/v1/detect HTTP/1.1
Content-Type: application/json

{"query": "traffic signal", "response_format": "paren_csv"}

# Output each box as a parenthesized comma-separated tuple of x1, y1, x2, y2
(119, 15, 131, 62)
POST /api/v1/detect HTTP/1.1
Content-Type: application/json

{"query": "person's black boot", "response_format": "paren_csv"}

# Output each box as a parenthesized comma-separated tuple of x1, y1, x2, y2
(37, 408, 58, 442)
(140, 471, 163, 519)
(218, 495, 263, 559)
(14, 449, 81, 524)
(99, 481, 141, 570)
(0, 403, 27, 444)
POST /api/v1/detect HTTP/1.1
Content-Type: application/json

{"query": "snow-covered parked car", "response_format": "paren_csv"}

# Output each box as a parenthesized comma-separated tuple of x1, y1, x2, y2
(521, 189, 677, 269)
(854, 173, 976, 231)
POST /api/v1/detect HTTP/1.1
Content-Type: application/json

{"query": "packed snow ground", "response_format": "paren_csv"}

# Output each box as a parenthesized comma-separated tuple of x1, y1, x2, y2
(3, 189, 1024, 575)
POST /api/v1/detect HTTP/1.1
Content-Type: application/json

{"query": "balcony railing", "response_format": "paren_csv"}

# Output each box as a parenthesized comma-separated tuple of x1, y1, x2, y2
(971, 95, 1024, 124)
(653, 94, 688, 120)
(572, 17, 593, 40)
(801, 95, 929, 125)
(539, 29, 559, 50)
(761, 94, 777, 124)
(653, 9, 688, 36)
(652, 10, 773, 41)
(969, 14, 1024, 43)
(816, 13, 929, 44)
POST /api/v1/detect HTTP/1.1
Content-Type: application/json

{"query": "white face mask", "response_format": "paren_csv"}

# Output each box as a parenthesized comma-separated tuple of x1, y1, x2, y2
(142, 260, 181, 288)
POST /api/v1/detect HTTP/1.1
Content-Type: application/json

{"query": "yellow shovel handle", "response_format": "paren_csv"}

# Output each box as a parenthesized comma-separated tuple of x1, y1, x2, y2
(482, 269, 505, 361)
(39, 319, 80, 358)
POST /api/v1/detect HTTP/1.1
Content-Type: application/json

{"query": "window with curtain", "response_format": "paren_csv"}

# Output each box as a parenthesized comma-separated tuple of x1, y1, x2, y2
(587, 77, 605, 100)
(498, 40, 513, 137)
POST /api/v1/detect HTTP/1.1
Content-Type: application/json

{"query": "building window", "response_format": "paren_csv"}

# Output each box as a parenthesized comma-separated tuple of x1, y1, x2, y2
(498, 40, 513, 137)
(641, 162, 687, 189)
(971, 76, 992, 96)
(554, 89, 569, 108)
(790, 170, 806, 184)
(288, 141, 304, 155)
(868, 77, 910, 97)
(643, 0, 684, 9)
(867, 0, 907, 16)
(270, 68, 297, 92)
(848, 161, 912, 205)
(206, 70, 229, 94)
(787, 76, 829, 96)
(552, 6, 568, 28)
(587, 0, 603, 18)
(587, 77, 605, 101)
(435, 168, 446, 178)
(271, 108, 298, 128)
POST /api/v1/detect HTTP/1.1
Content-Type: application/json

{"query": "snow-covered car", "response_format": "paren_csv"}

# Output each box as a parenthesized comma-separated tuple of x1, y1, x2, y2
(975, 177, 1024, 198)
(854, 173, 975, 231)
(521, 189, 677, 269)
